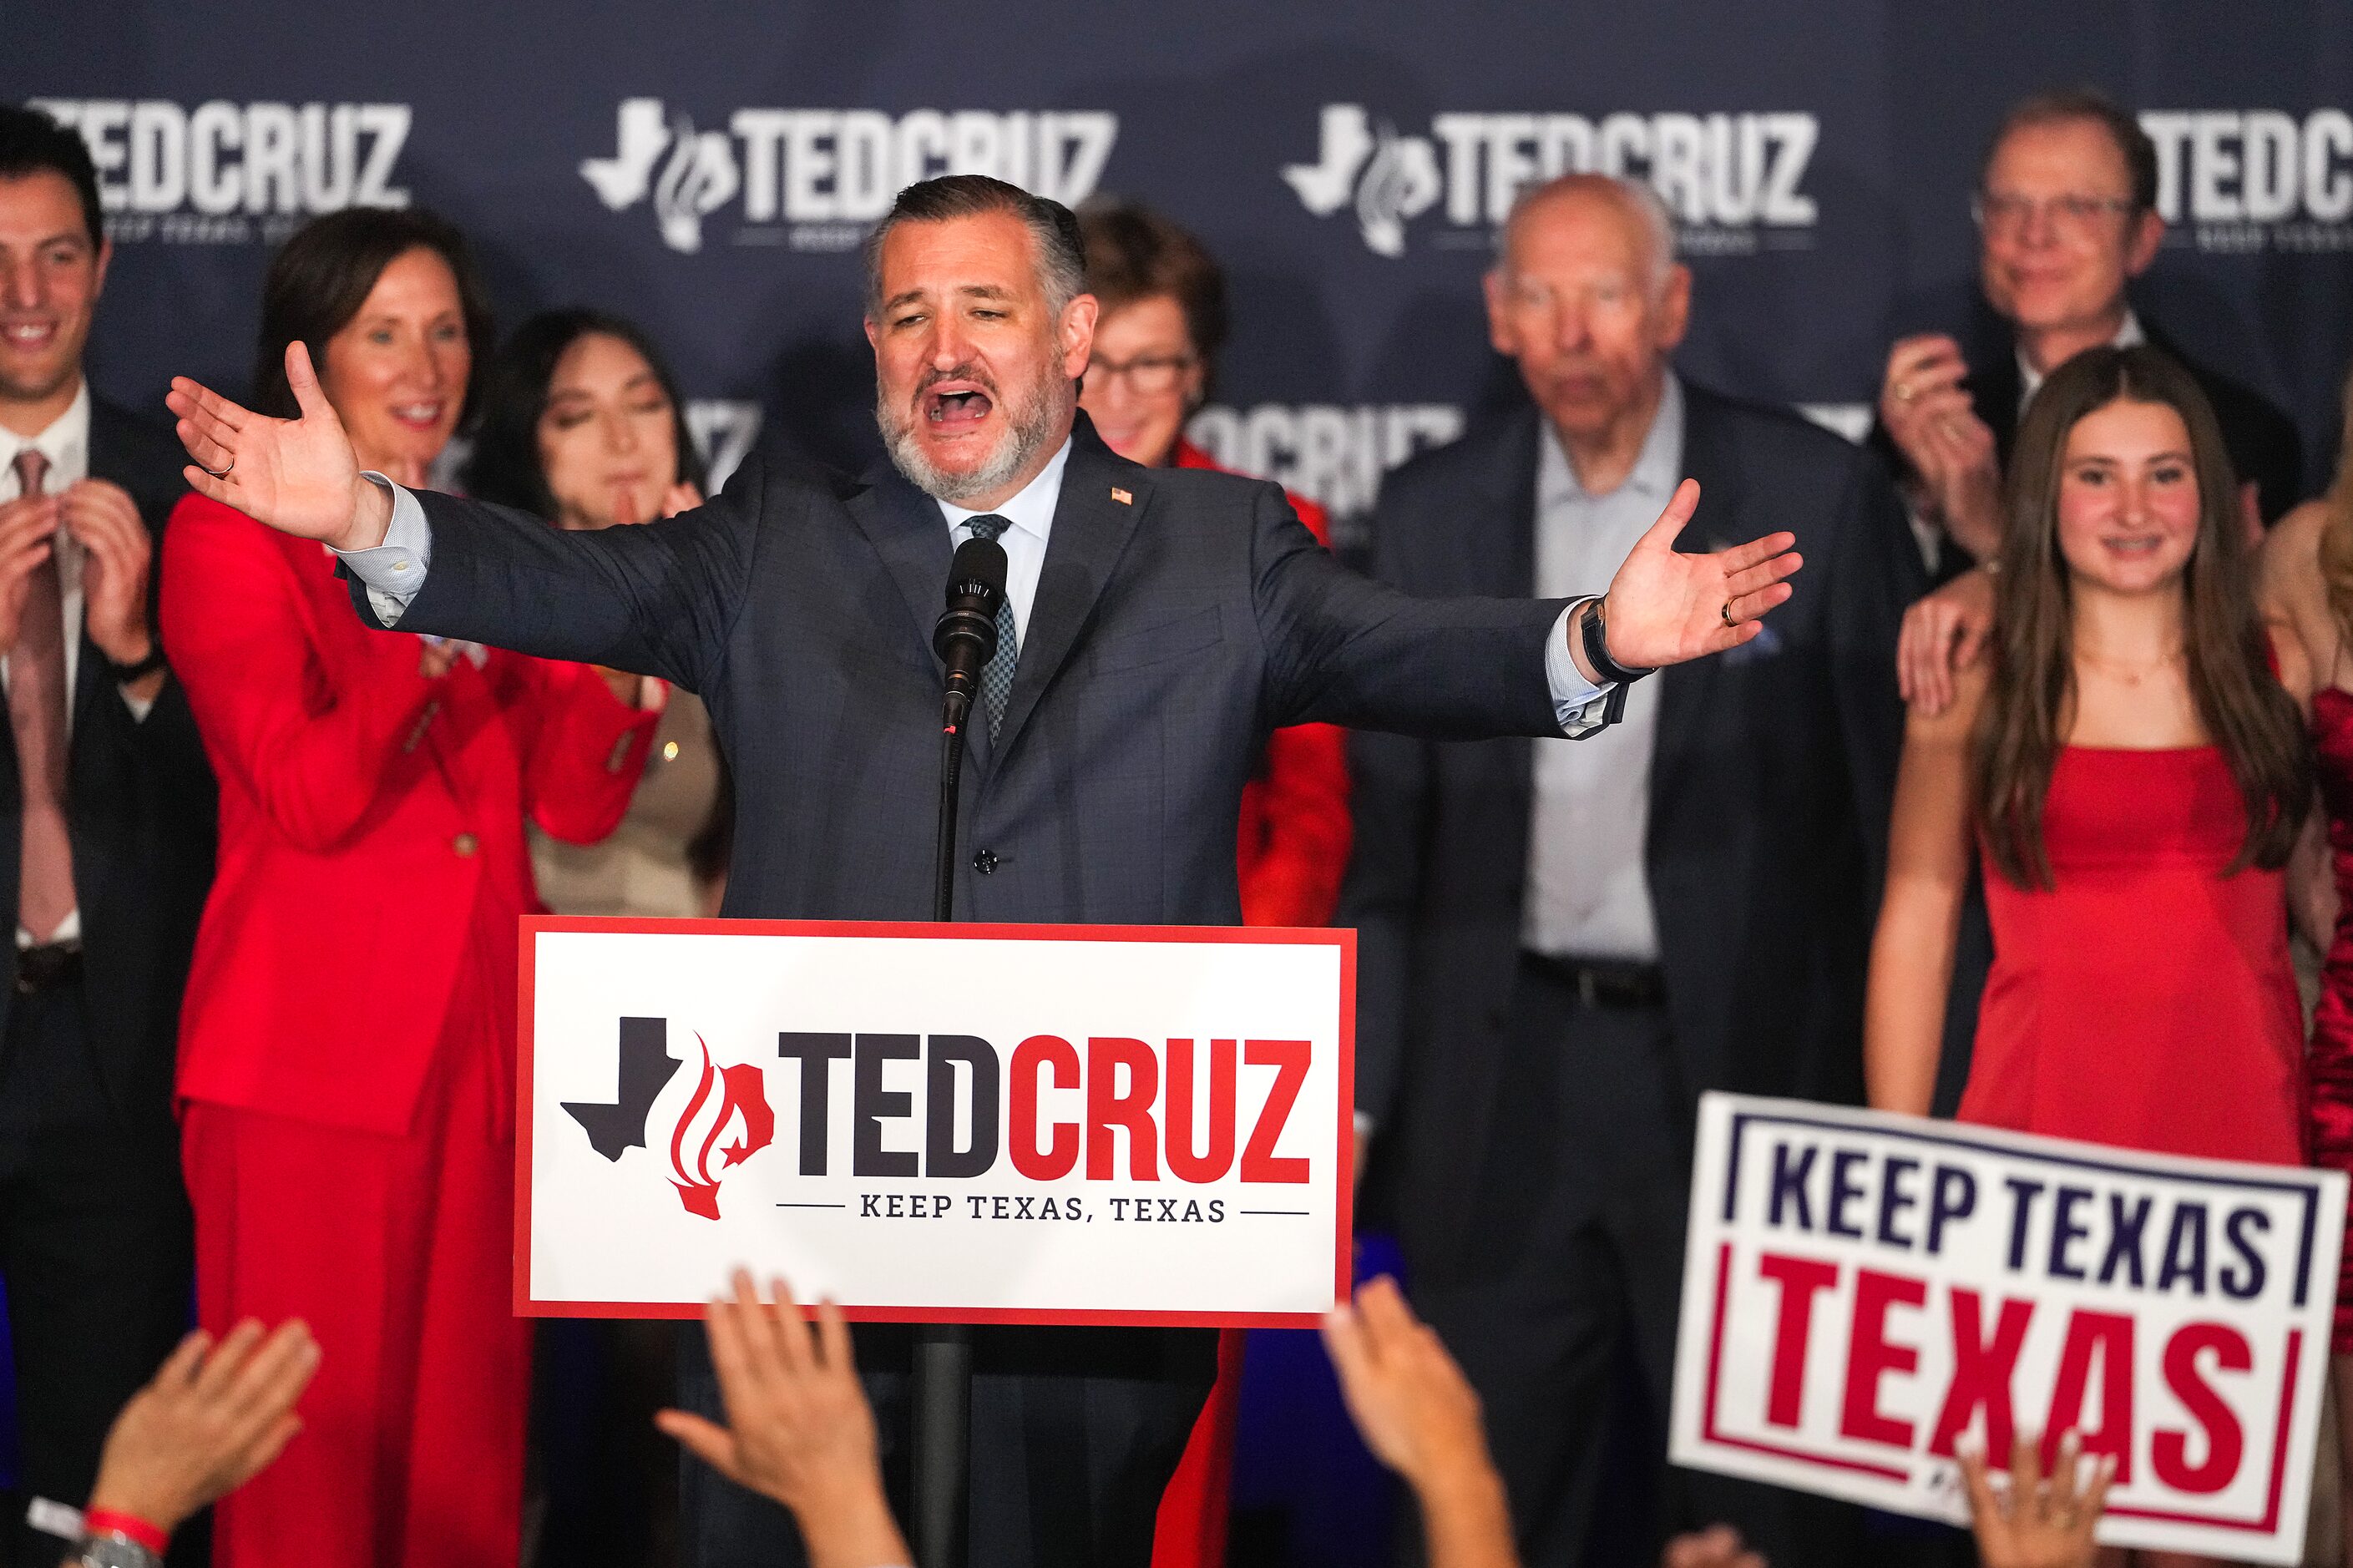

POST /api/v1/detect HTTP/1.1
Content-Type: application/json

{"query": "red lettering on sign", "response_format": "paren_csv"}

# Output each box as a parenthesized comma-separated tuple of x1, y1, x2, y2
(2153, 1322, 2251, 1495)
(2043, 1309, 2136, 1484)
(1010, 1034, 1080, 1181)
(1840, 1267, 1925, 1448)
(1240, 1039, 1311, 1184)
(1165, 1038, 1237, 1184)
(1087, 1037, 1161, 1181)
(1928, 1289, 2035, 1459)
(1757, 1252, 1840, 1430)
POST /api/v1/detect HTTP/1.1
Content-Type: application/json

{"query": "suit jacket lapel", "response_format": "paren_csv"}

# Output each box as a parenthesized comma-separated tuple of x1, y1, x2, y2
(1656, 386, 1743, 792)
(844, 464, 957, 667)
(994, 422, 1146, 757)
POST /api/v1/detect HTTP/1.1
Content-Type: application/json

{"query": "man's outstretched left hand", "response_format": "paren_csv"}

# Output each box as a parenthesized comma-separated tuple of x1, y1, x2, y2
(1586, 478, 1799, 673)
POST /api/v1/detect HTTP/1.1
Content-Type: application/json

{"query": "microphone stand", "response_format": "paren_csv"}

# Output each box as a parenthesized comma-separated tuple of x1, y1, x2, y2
(913, 650, 982, 1568)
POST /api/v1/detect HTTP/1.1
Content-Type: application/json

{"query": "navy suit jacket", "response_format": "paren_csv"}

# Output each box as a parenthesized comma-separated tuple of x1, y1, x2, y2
(363, 414, 1571, 929)
(1338, 384, 1924, 1282)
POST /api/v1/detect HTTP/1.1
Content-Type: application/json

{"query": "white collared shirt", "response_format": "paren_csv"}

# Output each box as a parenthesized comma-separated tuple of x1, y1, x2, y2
(1522, 377, 1682, 961)
(2016, 310, 2143, 410)
(933, 436, 1070, 648)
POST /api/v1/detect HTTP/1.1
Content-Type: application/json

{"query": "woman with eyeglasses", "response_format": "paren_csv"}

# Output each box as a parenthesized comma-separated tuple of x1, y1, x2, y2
(1074, 200, 1352, 1568)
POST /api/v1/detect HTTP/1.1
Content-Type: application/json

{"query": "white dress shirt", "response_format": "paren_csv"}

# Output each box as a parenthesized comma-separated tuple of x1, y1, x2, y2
(341, 443, 1613, 731)
(1521, 377, 1681, 961)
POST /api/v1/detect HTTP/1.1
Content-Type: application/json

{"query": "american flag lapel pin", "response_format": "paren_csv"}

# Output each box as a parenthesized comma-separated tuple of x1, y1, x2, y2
(1111, 486, 1133, 505)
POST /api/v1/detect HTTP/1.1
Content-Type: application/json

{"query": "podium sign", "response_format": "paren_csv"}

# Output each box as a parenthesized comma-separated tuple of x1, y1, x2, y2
(519, 918, 1354, 1326)
(1670, 1094, 2345, 1566)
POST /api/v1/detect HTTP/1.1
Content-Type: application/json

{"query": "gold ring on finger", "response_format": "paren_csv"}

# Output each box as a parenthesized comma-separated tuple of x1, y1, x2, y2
(1895, 381, 1915, 403)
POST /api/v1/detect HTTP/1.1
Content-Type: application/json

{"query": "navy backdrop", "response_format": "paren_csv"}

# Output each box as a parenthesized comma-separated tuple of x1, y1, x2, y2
(13, 1, 2353, 545)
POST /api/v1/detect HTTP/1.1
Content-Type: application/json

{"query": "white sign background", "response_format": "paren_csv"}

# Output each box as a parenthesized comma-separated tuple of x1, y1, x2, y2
(1670, 1094, 2346, 1565)
(521, 918, 1353, 1326)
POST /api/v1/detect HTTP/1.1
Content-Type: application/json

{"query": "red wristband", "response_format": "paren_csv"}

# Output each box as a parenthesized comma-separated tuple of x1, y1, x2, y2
(82, 1508, 169, 1554)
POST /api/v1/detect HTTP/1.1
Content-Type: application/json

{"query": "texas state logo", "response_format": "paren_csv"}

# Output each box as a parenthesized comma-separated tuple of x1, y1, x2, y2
(562, 1017, 775, 1220)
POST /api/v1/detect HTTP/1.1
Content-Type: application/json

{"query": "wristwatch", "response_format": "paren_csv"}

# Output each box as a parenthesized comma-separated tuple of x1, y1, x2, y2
(1578, 594, 1655, 685)
(76, 1532, 163, 1568)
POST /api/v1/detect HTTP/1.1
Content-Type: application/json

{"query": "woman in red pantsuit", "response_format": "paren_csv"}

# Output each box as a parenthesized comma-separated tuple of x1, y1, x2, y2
(1075, 201, 1354, 1568)
(162, 210, 657, 1568)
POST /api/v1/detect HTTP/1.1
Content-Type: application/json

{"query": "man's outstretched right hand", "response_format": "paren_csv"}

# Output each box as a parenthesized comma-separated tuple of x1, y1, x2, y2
(166, 341, 392, 553)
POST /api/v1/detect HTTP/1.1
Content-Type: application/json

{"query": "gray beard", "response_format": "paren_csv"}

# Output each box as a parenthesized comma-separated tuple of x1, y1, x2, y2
(878, 377, 1070, 505)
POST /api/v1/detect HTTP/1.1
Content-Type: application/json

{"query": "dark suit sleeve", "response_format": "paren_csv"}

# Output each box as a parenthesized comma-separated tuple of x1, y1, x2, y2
(1829, 451, 1924, 897)
(352, 461, 771, 695)
(1249, 482, 1567, 738)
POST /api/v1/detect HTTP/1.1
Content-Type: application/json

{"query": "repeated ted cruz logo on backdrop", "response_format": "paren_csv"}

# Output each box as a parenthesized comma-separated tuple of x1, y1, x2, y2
(580, 98, 1117, 255)
(2140, 109, 2353, 254)
(1671, 1095, 2346, 1565)
(1284, 104, 1819, 257)
(31, 99, 410, 246)
(523, 923, 1351, 1323)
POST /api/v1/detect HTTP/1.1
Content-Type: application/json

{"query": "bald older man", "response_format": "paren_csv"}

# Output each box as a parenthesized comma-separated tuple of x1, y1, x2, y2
(1338, 175, 1925, 1566)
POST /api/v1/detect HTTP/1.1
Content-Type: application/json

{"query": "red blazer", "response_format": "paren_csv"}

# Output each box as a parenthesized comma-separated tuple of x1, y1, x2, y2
(1174, 441, 1353, 928)
(161, 493, 656, 1136)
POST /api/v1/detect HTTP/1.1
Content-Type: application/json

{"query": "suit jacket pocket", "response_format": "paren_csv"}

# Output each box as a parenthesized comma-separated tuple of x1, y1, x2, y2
(1089, 605, 1223, 675)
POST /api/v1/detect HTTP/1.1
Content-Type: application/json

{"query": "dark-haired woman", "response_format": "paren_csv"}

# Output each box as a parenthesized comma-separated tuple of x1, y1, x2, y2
(1865, 345, 2310, 1186)
(161, 210, 658, 1568)
(463, 309, 728, 920)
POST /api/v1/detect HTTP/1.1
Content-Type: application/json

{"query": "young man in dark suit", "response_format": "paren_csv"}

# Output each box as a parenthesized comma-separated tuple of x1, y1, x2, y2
(0, 104, 215, 1560)
(1339, 174, 1924, 1568)
(1873, 87, 2302, 586)
(164, 173, 1802, 1568)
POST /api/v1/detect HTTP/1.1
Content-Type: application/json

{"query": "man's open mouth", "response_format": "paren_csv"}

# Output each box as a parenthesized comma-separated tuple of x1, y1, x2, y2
(925, 384, 996, 429)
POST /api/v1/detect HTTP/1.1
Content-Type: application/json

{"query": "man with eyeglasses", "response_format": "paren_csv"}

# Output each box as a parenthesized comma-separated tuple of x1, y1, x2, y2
(1874, 87, 2301, 584)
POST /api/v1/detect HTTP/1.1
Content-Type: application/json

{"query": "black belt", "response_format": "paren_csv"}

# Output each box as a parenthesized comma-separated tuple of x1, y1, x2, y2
(15, 943, 81, 996)
(1521, 950, 1667, 1009)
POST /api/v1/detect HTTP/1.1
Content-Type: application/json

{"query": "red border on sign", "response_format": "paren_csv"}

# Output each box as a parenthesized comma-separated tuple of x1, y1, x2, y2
(1695, 1241, 2310, 1532)
(515, 915, 1356, 1327)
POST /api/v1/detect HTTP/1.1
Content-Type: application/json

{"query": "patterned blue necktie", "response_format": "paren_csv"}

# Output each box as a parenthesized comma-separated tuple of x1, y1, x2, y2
(962, 513, 1020, 741)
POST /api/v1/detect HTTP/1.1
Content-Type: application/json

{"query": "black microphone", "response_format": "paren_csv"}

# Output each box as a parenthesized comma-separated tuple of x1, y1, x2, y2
(934, 535, 1007, 726)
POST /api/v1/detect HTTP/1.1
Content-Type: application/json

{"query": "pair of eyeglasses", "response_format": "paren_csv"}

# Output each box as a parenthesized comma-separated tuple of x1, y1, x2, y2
(1971, 191, 2138, 235)
(1085, 352, 1197, 395)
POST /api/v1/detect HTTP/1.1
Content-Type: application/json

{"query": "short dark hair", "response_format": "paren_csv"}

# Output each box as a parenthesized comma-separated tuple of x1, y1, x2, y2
(1981, 88, 2160, 214)
(1075, 201, 1229, 370)
(860, 175, 1086, 320)
(251, 207, 495, 423)
(0, 104, 104, 250)
(460, 307, 707, 518)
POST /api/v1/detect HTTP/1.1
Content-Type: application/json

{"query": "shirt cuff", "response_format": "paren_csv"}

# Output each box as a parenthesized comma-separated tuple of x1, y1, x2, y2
(337, 474, 433, 624)
(1544, 597, 1616, 739)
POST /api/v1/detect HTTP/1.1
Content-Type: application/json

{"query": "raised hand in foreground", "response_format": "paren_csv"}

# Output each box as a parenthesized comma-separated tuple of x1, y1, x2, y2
(165, 341, 389, 552)
(1960, 1429, 2114, 1568)
(1590, 478, 1801, 674)
(655, 1271, 909, 1568)
(81, 1319, 320, 1550)
(1323, 1275, 1518, 1568)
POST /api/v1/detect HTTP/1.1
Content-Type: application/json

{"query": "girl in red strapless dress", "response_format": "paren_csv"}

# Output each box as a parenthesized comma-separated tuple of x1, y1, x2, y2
(1870, 345, 2311, 1191)
(1958, 743, 2304, 1164)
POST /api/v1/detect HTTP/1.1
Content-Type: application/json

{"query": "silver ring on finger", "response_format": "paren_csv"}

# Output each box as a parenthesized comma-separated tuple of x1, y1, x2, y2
(200, 458, 234, 480)
(1720, 600, 1737, 629)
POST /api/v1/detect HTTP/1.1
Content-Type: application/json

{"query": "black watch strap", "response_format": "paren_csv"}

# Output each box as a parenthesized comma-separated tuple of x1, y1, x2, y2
(1578, 596, 1654, 686)
(106, 644, 169, 685)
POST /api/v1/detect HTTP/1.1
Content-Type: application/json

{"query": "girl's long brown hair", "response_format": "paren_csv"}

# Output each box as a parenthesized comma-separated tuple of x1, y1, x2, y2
(1975, 345, 2310, 889)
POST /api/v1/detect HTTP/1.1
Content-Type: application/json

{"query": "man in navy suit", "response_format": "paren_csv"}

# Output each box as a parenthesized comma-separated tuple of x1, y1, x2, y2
(1340, 174, 1924, 1568)
(165, 174, 1798, 1568)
